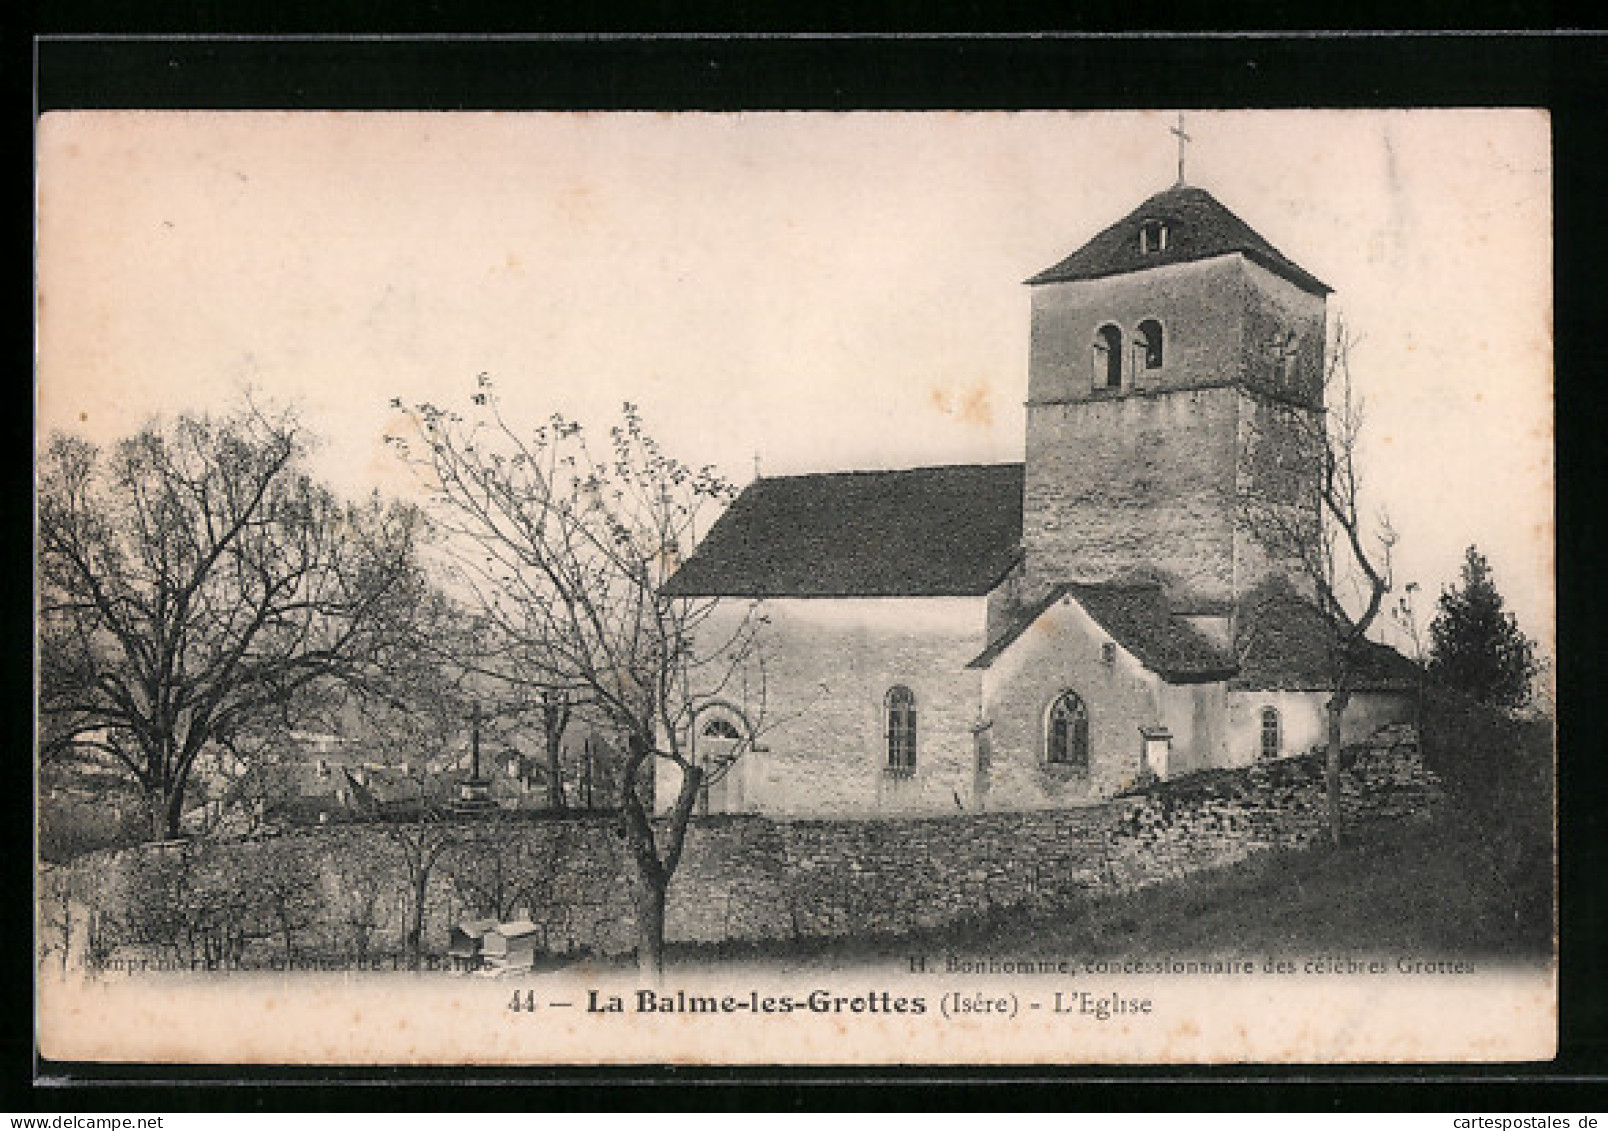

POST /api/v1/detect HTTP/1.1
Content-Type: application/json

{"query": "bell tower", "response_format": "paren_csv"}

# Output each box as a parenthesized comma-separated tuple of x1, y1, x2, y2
(1020, 182, 1331, 609)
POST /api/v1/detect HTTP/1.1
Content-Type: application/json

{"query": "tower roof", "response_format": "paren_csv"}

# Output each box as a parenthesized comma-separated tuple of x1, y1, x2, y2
(1025, 184, 1332, 296)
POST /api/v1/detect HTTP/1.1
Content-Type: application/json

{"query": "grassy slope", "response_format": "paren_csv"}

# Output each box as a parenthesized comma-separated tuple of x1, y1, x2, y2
(998, 810, 1553, 961)
(672, 804, 1553, 968)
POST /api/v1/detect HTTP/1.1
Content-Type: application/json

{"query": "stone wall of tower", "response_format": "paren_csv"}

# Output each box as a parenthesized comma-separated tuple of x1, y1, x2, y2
(1238, 260, 1328, 407)
(1023, 386, 1243, 602)
(1023, 253, 1327, 604)
(1028, 256, 1255, 405)
(1234, 387, 1324, 599)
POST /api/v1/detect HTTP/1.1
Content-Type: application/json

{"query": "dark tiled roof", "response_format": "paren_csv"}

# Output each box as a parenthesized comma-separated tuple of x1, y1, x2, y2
(966, 585, 1072, 670)
(1026, 184, 1331, 297)
(1070, 583, 1239, 681)
(662, 464, 1025, 598)
(1231, 593, 1418, 692)
(969, 582, 1236, 682)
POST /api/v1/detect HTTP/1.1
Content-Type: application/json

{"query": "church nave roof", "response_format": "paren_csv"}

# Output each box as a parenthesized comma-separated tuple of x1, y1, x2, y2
(661, 462, 1024, 598)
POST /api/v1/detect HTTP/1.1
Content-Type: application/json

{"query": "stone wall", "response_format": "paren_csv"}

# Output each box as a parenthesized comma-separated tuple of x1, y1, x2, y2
(1024, 386, 1242, 602)
(53, 732, 1436, 968)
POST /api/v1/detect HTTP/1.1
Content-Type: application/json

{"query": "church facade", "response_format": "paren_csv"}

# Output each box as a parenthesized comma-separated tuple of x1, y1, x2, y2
(658, 182, 1416, 818)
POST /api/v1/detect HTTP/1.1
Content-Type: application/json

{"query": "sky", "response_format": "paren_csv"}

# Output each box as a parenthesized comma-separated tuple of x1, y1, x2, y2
(36, 110, 1553, 655)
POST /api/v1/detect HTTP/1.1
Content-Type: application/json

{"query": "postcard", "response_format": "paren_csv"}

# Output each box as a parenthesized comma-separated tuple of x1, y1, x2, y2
(35, 108, 1555, 1066)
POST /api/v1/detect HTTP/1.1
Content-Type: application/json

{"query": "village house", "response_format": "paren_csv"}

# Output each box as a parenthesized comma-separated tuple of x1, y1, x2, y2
(658, 178, 1416, 819)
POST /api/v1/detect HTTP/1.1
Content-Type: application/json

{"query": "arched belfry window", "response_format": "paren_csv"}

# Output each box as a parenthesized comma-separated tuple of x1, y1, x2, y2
(1046, 691, 1090, 771)
(885, 686, 917, 773)
(1092, 324, 1123, 391)
(1259, 707, 1281, 760)
(1135, 319, 1164, 370)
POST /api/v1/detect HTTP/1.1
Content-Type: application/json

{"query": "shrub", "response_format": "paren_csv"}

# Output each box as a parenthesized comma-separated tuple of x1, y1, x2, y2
(1420, 685, 1554, 950)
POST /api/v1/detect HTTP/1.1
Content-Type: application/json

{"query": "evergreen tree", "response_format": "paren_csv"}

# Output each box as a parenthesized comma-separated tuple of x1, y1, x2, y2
(1428, 546, 1537, 709)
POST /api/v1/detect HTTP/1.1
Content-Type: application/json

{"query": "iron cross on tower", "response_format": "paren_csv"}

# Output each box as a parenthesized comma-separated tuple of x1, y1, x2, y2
(1170, 112, 1192, 185)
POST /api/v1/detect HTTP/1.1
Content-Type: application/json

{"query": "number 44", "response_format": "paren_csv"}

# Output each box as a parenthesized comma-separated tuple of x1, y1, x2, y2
(508, 989, 537, 1012)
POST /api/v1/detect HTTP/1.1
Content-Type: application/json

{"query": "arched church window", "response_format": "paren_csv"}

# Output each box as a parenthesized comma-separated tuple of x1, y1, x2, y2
(1259, 707, 1281, 760)
(694, 706, 750, 815)
(695, 709, 748, 770)
(702, 717, 742, 741)
(1046, 691, 1090, 770)
(1135, 319, 1164, 370)
(1092, 324, 1123, 391)
(885, 686, 917, 773)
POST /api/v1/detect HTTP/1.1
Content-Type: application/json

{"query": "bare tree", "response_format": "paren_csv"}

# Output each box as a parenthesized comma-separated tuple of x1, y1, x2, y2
(38, 864, 79, 976)
(1390, 580, 1430, 731)
(342, 628, 474, 970)
(445, 817, 550, 923)
(388, 383, 765, 976)
(1240, 324, 1397, 846)
(538, 689, 572, 811)
(328, 837, 390, 965)
(38, 401, 426, 840)
(245, 836, 321, 966)
(388, 793, 456, 970)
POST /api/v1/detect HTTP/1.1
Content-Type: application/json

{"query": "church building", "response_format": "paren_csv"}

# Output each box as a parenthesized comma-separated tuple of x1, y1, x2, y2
(658, 177, 1416, 818)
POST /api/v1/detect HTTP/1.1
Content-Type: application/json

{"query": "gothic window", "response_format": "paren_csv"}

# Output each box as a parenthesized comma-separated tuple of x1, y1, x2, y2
(1135, 319, 1164, 370)
(1260, 707, 1281, 760)
(885, 686, 917, 773)
(1046, 691, 1090, 770)
(1092, 324, 1123, 391)
(1139, 220, 1169, 254)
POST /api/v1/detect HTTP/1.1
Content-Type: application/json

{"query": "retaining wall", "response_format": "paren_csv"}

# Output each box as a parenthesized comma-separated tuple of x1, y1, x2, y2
(47, 729, 1436, 966)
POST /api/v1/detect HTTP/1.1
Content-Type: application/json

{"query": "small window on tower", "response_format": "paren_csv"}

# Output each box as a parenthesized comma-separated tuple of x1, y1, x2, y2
(1270, 330, 1300, 386)
(1139, 220, 1169, 254)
